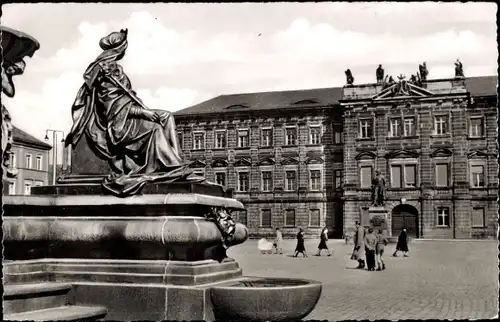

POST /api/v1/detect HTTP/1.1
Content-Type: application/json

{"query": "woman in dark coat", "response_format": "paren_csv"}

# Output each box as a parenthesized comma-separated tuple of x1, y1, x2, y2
(293, 228, 307, 257)
(315, 227, 331, 256)
(393, 228, 409, 257)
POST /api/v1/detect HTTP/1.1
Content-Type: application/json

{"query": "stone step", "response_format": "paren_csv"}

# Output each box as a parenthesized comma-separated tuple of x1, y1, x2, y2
(3, 283, 72, 314)
(4, 305, 107, 321)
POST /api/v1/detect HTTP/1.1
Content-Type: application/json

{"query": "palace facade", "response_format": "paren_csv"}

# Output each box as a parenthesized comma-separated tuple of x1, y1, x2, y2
(2, 126, 52, 195)
(174, 75, 497, 239)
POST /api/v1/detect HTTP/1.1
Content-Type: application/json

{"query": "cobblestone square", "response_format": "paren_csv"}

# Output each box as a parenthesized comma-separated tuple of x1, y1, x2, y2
(228, 239, 498, 320)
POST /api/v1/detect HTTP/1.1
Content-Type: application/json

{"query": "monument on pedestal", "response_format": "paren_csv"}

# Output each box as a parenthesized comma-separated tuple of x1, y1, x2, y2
(369, 170, 389, 235)
(3, 28, 321, 321)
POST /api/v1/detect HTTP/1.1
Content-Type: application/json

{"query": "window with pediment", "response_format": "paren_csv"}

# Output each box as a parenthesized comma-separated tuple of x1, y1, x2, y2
(285, 127, 297, 146)
(261, 128, 273, 147)
(433, 115, 449, 135)
(215, 130, 227, 149)
(359, 119, 373, 139)
(469, 117, 484, 138)
(309, 126, 321, 145)
(193, 132, 205, 150)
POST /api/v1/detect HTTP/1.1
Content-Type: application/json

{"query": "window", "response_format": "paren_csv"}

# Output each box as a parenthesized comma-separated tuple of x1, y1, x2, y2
(435, 164, 449, 187)
(310, 170, 321, 191)
(360, 166, 372, 188)
(237, 172, 249, 192)
(434, 116, 448, 135)
(238, 210, 248, 226)
(261, 209, 272, 228)
(391, 165, 416, 188)
(470, 165, 484, 187)
(193, 132, 205, 150)
(262, 171, 273, 192)
(309, 126, 321, 145)
(334, 170, 342, 189)
(309, 209, 321, 227)
(437, 207, 450, 227)
(404, 117, 416, 136)
(9, 153, 16, 168)
(285, 209, 296, 227)
(25, 154, 32, 169)
(177, 132, 183, 150)
(261, 128, 273, 147)
(215, 172, 226, 187)
(285, 127, 297, 146)
(469, 118, 484, 137)
(215, 130, 226, 149)
(389, 118, 401, 137)
(35, 181, 44, 187)
(8, 181, 15, 195)
(285, 170, 297, 191)
(237, 129, 249, 148)
(471, 208, 485, 228)
(24, 181, 32, 195)
(334, 128, 343, 144)
(35, 155, 43, 171)
(359, 119, 373, 138)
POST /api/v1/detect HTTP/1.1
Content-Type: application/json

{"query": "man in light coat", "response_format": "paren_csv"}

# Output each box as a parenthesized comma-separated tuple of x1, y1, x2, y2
(351, 221, 366, 269)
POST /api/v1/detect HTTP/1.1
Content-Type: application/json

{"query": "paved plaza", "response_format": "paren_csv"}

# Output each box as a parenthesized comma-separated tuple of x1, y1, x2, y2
(227, 239, 498, 320)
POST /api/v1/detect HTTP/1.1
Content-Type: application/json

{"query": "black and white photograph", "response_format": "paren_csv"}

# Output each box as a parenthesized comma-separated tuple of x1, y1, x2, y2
(1, 2, 498, 321)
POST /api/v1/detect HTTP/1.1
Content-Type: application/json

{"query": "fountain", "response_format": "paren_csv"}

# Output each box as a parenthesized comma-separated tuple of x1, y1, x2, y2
(2, 28, 322, 321)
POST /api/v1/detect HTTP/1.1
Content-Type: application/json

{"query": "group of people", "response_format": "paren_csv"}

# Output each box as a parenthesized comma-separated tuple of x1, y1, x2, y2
(351, 221, 409, 271)
(270, 227, 331, 257)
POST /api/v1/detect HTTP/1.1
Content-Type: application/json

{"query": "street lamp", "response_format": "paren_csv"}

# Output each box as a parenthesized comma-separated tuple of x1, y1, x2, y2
(45, 129, 65, 185)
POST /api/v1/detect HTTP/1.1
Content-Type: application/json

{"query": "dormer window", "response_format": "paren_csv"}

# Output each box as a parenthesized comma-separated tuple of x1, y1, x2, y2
(226, 104, 250, 109)
(292, 99, 319, 105)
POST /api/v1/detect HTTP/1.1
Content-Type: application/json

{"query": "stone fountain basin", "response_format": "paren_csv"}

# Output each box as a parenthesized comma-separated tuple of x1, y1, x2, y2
(210, 277, 322, 321)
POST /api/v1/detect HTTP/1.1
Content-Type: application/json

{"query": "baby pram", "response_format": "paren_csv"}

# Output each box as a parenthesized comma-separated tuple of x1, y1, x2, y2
(258, 238, 274, 254)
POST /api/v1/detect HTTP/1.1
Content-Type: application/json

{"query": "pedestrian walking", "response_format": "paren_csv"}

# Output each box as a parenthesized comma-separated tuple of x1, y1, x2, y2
(293, 228, 307, 257)
(350, 221, 365, 268)
(364, 228, 377, 271)
(274, 228, 284, 254)
(315, 227, 331, 256)
(393, 228, 409, 257)
(376, 229, 388, 271)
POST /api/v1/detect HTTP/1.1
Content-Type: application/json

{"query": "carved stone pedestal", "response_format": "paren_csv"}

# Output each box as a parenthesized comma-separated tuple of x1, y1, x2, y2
(368, 206, 389, 234)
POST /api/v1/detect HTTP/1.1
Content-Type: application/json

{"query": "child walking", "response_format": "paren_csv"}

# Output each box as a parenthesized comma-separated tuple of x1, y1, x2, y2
(274, 228, 284, 254)
(376, 229, 388, 271)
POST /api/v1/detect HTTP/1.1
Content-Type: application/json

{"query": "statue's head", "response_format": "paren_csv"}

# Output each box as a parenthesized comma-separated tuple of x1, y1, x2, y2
(1, 59, 26, 97)
(375, 170, 381, 175)
(99, 29, 128, 60)
(355, 221, 360, 227)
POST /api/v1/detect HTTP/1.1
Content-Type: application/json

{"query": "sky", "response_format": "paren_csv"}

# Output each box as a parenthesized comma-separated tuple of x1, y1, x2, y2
(1, 2, 498, 147)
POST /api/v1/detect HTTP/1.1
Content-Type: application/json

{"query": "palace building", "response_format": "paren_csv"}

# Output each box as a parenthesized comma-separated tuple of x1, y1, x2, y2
(173, 74, 497, 240)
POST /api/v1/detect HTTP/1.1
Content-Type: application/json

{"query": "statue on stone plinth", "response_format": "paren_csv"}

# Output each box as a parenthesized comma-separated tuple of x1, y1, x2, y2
(345, 69, 354, 85)
(418, 62, 428, 81)
(376, 64, 384, 84)
(1, 26, 40, 180)
(454, 59, 464, 78)
(65, 29, 205, 197)
(371, 170, 386, 207)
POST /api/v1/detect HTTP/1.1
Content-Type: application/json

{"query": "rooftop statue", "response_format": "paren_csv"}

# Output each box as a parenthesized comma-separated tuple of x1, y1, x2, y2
(65, 29, 205, 197)
(418, 62, 428, 81)
(454, 59, 464, 78)
(1, 26, 40, 180)
(376, 64, 384, 84)
(345, 69, 354, 85)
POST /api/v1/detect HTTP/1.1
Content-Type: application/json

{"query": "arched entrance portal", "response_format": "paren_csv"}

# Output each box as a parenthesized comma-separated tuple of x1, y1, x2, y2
(392, 204, 419, 238)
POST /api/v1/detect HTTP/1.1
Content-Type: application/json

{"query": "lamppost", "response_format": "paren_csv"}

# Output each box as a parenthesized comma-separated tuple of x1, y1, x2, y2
(44, 129, 65, 185)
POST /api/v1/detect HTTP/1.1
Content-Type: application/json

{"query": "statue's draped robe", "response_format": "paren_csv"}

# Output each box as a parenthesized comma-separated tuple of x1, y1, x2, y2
(66, 40, 204, 196)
